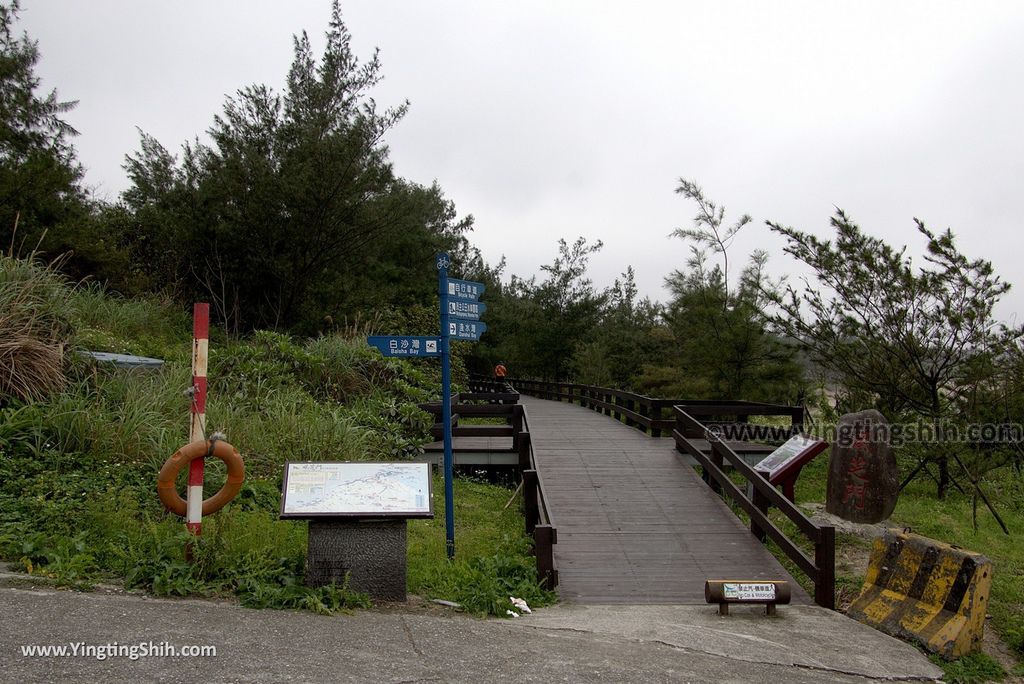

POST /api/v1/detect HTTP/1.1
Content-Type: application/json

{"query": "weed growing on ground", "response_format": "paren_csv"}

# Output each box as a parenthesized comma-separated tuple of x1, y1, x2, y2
(929, 652, 1006, 684)
(407, 476, 556, 616)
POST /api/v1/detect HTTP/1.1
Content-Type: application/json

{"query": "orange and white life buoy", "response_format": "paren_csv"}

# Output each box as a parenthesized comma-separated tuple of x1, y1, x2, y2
(157, 438, 244, 517)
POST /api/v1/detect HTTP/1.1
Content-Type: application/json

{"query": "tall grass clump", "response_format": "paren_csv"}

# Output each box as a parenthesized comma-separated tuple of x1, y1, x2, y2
(0, 255, 75, 402)
(68, 283, 189, 359)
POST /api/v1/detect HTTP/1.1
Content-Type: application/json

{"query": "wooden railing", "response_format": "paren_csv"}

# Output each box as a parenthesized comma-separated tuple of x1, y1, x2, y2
(507, 379, 680, 436)
(502, 376, 832, 608)
(517, 407, 558, 589)
(506, 378, 804, 439)
(418, 391, 557, 589)
(674, 407, 835, 609)
(420, 392, 521, 440)
(467, 377, 517, 396)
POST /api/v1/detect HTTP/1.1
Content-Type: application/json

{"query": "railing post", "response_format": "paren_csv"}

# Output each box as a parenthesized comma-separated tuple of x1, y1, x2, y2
(639, 400, 649, 434)
(511, 405, 524, 451)
(534, 524, 557, 588)
(613, 394, 621, 422)
(651, 402, 662, 438)
(518, 432, 532, 471)
(737, 414, 749, 441)
(624, 398, 635, 428)
(815, 525, 836, 609)
(523, 469, 539, 534)
(709, 440, 724, 494)
(750, 477, 770, 543)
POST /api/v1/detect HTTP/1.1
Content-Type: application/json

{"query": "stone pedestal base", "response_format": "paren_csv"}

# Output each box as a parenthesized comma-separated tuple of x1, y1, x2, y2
(305, 519, 407, 601)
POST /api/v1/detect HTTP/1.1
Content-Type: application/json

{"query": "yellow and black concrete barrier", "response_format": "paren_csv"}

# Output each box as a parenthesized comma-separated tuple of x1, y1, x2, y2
(847, 528, 992, 658)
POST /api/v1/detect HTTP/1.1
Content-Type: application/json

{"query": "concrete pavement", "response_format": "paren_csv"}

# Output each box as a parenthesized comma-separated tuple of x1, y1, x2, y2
(0, 577, 942, 683)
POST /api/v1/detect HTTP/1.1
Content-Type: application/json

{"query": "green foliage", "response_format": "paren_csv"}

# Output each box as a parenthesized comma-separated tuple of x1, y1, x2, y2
(480, 237, 608, 381)
(571, 267, 664, 389)
(0, 1, 93, 271)
(17, 531, 97, 589)
(418, 549, 555, 617)
(659, 179, 803, 401)
(769, 211, 1024, 496)
(407, 477, 556, 617)
(121, 2, 470, 333)
(0, 267, 546, 618)
(769, 210, 1022, 419)
(929, 652, 1006, 684)
(69, 284, 189, 359)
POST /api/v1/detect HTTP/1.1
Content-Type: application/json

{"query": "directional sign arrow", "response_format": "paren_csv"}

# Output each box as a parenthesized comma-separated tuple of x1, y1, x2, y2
(447, 299, 487, 320)
(447, 320, 487, 341)
(367, 335, 442, 357)
(446, 278, 485, 302)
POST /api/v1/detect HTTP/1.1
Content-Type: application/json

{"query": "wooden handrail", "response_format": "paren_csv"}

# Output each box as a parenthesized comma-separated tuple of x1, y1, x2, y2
(465, 378, 558, 588)
(503, 377, 804, 439)
(517, 406, 558, 588)
(674, 407, 835, 609)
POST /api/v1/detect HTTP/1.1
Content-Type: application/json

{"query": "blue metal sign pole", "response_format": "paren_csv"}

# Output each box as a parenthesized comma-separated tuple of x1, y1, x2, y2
(436, 252, 455, 559)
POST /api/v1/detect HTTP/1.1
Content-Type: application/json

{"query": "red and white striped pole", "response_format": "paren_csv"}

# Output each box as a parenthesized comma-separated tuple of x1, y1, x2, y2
(187, 303, 210, 537)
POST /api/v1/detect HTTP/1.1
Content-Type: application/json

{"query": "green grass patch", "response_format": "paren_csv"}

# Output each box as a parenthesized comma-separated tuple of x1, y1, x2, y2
(929, 652, 1006, 684)
(408, 475, 555, 615)
(0, 256, 547, 618)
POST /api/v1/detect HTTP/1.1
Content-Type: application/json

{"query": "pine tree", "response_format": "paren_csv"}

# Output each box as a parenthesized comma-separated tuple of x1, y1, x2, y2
(0, 1, 86, 257)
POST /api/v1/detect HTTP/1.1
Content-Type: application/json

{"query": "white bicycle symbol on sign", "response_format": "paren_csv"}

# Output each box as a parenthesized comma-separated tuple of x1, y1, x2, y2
(436, 254, 451, 270)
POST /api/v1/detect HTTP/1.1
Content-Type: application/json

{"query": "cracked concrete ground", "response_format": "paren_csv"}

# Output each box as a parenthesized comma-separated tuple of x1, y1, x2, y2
(0, 583, 942, 682)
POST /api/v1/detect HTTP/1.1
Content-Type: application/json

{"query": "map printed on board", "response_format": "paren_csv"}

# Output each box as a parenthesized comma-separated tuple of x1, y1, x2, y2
(754, 434, 827, 480)
(281, 462, 433, 518)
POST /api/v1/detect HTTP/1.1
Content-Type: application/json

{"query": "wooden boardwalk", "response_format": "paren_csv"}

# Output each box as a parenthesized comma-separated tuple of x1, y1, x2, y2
(522, 395, 809, 605)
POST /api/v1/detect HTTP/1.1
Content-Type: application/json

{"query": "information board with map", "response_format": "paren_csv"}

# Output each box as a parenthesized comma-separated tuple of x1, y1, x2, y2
(280, 462, 434, 518)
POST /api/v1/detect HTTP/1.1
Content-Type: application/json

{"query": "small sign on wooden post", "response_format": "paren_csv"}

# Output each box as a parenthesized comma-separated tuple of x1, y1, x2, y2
(705, 579, 791, 616)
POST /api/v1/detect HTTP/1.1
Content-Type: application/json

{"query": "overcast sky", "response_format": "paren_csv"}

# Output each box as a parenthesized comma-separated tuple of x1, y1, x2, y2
(20, 1, 1024, 321)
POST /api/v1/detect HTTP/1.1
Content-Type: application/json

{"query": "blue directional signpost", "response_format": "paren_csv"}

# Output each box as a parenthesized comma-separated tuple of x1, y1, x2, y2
(367, 253, 486, 559)
(366, 336, 441, 357)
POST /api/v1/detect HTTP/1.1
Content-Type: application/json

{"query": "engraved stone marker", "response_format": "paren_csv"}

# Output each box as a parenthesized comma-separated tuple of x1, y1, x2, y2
(826, 409, 899, 523)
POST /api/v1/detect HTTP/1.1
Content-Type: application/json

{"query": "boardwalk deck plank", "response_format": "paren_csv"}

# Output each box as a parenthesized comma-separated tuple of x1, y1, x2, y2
(521, 395, 810, 605)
